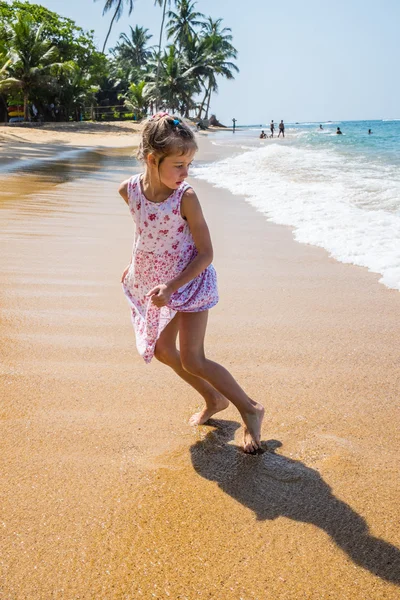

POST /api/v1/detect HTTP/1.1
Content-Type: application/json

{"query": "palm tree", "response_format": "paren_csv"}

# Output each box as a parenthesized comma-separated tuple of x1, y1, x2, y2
(153, 0, 171, 110)
(178, 34, 214, 116)
(203, 52, 238, 119)
(116, 26, 153, 69)
(0, 55, 11, 82)
(146, 45, 200, 114)
(201, 16, 234, 44)
(119, 80, 149, 119)
(95, 0, 134, 53)
(95, 72, 127, 118)
(0, 54, 12, 121)
(166, 0, 205, 54)
(0, 15, 70, 121)
(59, 67, 100, 121)
(197, 17, 239, 119)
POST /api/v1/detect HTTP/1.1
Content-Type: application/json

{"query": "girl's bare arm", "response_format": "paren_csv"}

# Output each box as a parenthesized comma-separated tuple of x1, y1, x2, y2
(165, 188, 213, 293)
(118, 179, 130, 205)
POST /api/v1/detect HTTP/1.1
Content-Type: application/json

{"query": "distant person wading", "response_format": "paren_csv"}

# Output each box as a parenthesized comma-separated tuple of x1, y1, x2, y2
(270, 120, 275, 137)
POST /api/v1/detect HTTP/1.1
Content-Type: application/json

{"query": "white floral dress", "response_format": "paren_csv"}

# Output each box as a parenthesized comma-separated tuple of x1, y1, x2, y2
(122, 174, 219, 363)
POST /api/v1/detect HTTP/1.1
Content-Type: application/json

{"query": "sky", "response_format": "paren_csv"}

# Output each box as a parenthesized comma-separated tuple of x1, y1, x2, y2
(20, 0, 400, 124)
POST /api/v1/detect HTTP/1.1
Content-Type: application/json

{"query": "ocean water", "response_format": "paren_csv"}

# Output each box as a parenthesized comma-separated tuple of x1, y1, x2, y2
(192, 120, 400, 291)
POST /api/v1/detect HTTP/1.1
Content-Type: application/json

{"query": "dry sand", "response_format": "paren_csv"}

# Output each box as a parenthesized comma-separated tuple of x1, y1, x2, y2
(0, 129, 399, 599)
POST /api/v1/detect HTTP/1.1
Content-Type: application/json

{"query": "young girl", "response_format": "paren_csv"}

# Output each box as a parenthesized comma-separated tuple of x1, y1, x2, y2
(119, 113, 264, 453)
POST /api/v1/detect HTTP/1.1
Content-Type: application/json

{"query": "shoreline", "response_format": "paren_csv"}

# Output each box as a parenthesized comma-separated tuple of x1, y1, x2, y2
(0, 120, 232, 173)
(0, 120, 142, 171)
(0, 131, 399, 598)
(194, 125, 400, 294)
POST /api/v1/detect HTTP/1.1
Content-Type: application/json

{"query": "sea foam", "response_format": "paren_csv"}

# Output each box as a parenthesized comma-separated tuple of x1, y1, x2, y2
(193, 141, 400, 291)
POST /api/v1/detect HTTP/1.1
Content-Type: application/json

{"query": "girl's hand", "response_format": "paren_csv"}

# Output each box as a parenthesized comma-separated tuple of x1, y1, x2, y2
(146, 283, 173, 308)
(121, 265, 130, 283)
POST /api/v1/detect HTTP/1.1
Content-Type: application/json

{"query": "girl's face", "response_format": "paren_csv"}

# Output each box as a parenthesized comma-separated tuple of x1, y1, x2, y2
(151, 150, 196, 191)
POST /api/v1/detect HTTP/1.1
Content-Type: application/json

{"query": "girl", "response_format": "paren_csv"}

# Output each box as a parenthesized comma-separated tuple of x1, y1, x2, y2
(119, 113, 264, 453)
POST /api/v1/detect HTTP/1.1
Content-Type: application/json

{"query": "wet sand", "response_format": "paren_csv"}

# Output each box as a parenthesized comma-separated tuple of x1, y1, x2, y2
(0, 135, 399, 599)
(0, 121, 141, 171)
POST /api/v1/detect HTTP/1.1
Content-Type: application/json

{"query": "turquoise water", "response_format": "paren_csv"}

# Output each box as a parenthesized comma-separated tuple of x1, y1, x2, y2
(235, 119, 400, 166)
(193, 120, 400, 291)
(289, 120, 400, 167)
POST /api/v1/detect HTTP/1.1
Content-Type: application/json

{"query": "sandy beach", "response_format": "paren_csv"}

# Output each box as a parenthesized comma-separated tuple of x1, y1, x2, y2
(0, 121, 142, 172)
(0, 126, 399, 599)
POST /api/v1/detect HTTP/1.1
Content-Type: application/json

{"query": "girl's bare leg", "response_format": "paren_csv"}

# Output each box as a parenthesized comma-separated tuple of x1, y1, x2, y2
(178, 311, 264, 453)
(154, 315, 229, 424)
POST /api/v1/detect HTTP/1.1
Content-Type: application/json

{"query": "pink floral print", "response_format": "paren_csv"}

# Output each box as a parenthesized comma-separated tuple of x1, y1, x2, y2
(122, 174, 219, 363)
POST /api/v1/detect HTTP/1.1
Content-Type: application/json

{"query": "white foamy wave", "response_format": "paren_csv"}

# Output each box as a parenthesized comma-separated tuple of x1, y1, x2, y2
(210, 140, 253, 151)
(289, 130, 309, 139)
(193, 144, 400, 291)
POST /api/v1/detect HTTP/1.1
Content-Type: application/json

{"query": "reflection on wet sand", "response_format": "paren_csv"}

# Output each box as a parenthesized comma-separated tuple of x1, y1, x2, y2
(0, 146, 136, 205)
(191, 420, 400, 585)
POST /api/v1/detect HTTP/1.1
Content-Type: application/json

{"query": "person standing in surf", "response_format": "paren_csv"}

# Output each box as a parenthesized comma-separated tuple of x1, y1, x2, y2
(270, 119, 275, 137)
(119, 113, 265, 453)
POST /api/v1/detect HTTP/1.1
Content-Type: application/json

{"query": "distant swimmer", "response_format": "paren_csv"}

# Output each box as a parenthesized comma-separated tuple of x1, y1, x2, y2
(259, 130, 267, 139)
(368, 128, 373, 134)
(319, 124, 323, 130)
(270, 120, 275, 137)
(336, 127, 343, 135)
(278, 120, 285, 138)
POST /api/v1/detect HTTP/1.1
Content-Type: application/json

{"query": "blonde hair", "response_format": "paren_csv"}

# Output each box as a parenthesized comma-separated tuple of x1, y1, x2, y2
(137, 113, 197, 164)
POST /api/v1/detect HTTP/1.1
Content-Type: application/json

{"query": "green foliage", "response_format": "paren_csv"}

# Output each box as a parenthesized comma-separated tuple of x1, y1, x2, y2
(166, 0, 205, 53)
(145, 45, 200, 114)
(119, 81, 149, 119)
(0, 14, 72, 119)
(0, 1, 100, 68)
(0, 2, 109, 121)
(58, 65, 100, 121)
(0, 0, 239, 123)
(154, 2, 239, 118)
(114, 26, 154, 70)
(194, 16, 239, 118)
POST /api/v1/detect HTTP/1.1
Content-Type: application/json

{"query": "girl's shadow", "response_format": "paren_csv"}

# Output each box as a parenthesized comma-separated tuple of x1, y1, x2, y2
(190, 420, 400, 584)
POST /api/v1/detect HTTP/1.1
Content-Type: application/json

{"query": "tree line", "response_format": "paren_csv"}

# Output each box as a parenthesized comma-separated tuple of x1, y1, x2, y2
(0, 0, 238, 123)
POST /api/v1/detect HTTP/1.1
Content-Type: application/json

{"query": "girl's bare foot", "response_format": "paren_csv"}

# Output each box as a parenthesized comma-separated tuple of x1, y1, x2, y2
(242, 403, 265, 453)
(189, 393, 229, 426)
